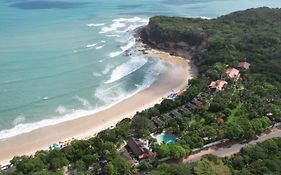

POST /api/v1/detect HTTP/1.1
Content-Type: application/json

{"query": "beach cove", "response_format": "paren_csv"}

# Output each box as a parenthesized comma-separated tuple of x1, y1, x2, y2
(0, 48, 195, 165)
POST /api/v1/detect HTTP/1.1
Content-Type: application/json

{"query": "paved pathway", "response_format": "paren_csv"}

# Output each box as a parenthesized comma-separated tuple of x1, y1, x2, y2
(183, 128, 281, 163)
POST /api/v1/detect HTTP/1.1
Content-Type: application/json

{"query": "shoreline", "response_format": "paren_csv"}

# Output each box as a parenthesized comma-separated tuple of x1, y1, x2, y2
(0, 47, 196, 166)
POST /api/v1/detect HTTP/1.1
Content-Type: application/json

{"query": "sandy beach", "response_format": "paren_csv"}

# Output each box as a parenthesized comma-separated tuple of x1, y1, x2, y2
(0, 48, 195, 166)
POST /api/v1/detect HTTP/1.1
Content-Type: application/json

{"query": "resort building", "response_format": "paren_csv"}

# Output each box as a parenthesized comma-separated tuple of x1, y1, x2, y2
(238, 61, 251, 69)
(121, 150, 135, 164)
(127, 137, 153, 160)
(152, 117, 165, 128)
(209, 80, 228, 91)
(226, 68, 240, 80)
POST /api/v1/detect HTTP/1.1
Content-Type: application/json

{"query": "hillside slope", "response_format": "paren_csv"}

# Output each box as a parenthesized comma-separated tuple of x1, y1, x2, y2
(140, 7, 281, 83)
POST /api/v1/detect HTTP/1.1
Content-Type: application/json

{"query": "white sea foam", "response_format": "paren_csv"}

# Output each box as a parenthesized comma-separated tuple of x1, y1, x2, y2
(113, 16, 143, 23)
(0, 59, 166, 141)
(73, 96, 91, 109)
(86, 41, 106, 49)
(0, 106, 116, 140)
(102, 64, 114, 75)
(95, 72, 154, 105)
(85, 43, 98, 48)
(87, 23, 105, 27)
(93, 72, 102, 77)
(99, 16, 148, 35)
(185, 15, 212, 20)
(0, 73, 156, 141)
(109, 38, 135, 58)
(12, 115, 26, 126)
(95, 58, 166, 105)
(99, 21, 126, 34)
(105, 55, 147, 84)
(56, 106, 67, 115)
(200, 16, 211, 20)
(106, 34, 121, 37)
(0, 17, 154, 141)
(95, 45, 105, 50)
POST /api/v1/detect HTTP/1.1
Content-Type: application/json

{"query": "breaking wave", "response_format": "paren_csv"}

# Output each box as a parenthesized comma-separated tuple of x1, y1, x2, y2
(87, 23, 105, 27)
(96, 45, 105, 50)
(85, 43, 98, 48)
(56, 106, 67, 115)
(0, 17, 155, 141)
(73, 96, 92, 109)
(102, 64, 114, 75)
(105, 55, 147, 84)
(12, 115, 26, 126)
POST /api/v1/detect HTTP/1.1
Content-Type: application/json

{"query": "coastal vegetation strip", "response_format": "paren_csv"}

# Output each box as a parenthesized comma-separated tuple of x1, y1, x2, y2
(1, 7, 281, 175)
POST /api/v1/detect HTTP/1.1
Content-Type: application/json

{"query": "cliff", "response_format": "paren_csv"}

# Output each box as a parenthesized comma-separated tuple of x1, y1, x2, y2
(138, 7, 281, 81)
(139, 16, 206, 53)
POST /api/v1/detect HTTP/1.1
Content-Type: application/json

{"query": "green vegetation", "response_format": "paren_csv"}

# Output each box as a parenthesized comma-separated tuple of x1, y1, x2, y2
(148, 138, 281, 175)
(2, 7, 281, 175)
(143, 7, 281, 83)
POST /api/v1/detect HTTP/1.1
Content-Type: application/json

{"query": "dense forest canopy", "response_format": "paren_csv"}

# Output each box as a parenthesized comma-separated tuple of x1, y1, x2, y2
(142, 7, 281, 83)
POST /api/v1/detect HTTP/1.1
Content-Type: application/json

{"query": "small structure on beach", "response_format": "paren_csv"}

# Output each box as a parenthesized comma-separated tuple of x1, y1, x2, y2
(226, 68, 240, 80)
(167, 93, 177, 101)
(209, 80, 228, 92)
(238, 61, 251, 69)
(49, 138, 75, 150)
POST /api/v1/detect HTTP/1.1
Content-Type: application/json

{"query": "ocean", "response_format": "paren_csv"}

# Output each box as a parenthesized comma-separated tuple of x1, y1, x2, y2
(1, 0, 281, 140)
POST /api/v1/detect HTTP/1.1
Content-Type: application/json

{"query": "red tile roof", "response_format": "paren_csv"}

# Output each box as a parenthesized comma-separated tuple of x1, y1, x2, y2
(238, 62, 250, 69)
(209, 80, 228, 91)
(216, 118, 225, 123)
(226, 68, 240, 80)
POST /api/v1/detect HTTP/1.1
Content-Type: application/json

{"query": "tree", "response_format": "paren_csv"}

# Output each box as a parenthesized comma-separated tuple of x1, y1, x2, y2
(138, 160, 153, 171)
(75, 160, 85, 172)
(107, 156, 134, 175)
(169, 144, 190, 160)
(224, 123, 243, 140)
(182, 133, 204, 149)
(131, 115, 155, 137)
(200, 126, 218, 141)
(154, 144, 170, 159)
(194, 159, 231, 175)
(194, 159, 216, 175)
(50, 157, 69, 170)
(158, 99, 176, 113)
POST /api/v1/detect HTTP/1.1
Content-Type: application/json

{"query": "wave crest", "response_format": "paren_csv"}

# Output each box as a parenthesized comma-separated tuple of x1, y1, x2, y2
(87, 23, 105, 27)
(105, 55, 147, 84)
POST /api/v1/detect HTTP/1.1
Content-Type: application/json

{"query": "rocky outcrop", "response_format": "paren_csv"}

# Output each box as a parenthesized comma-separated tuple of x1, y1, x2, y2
(136, 17, 206, 60)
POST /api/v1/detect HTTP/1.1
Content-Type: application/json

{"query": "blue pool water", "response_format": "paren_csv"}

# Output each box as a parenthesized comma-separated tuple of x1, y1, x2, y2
(159, 134, 176, 144)
(0, 0, 281, 139)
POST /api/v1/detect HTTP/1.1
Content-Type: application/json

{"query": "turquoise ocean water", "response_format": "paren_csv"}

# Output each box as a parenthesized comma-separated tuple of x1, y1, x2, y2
(1, 0, 281, 139)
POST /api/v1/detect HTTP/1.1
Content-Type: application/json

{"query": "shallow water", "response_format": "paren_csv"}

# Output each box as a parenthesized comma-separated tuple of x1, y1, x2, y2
(0, 0, 281, 139)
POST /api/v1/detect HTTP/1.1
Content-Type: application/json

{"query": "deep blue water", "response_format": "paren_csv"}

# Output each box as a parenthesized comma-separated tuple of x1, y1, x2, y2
(1, 0, 281, 139)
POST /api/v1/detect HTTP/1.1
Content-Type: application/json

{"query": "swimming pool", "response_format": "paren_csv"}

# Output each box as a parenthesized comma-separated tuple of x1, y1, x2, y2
(158, 134, 176, 144)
